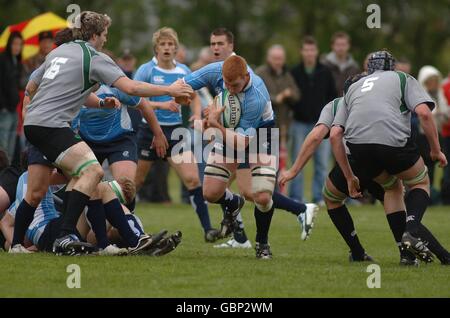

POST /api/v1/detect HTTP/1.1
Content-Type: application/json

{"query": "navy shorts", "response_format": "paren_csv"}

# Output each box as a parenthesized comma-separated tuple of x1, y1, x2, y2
(26, 142, 53, 167)
(84, 134, 138, 165)
(211, 121, 278, 165)
(346, 138, 420, 178)
(137, 124, 190, 161)
(328, 155, 385, 202)
(24, 126, 82, 164)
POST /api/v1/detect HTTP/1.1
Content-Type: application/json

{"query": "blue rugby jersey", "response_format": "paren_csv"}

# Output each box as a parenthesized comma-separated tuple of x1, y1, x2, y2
(134, 57, 191, 126)
(72, 85, 141, 142)
(8, 172, 61, 246)
(183, 61, 275, 136)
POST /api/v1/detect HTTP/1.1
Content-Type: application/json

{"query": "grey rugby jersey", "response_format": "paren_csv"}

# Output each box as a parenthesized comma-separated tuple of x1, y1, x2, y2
(25, 40, 125, 128)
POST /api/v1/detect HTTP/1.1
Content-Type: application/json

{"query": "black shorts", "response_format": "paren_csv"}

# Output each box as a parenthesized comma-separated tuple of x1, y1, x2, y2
(137, 124, 189, 161)
(26, 141, 53, 167)
(24, 126, 82, 163)
(37, 217, 83, 252)
(0, 165, 22, 203)
(328, 156, 385, 202)
(211, 121, 278, 164)
(346, 138, 420, 178)
(84, 134, 138, 165)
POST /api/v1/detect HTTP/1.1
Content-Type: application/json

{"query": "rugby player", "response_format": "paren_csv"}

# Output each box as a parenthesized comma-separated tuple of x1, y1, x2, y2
(330, 51, 448, 263)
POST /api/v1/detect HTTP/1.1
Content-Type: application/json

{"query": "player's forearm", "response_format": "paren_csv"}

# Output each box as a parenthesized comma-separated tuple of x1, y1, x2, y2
(132, 81, 171, 98)
(139, 101, 164, 136)
(291, 132, 323, 175)
(213, 124, 249, 150)
(190, 94, 202, 118)
(419, 111, 441, 153)
(147, 101, 165, 110)
(330, 128, 354, 179)
(85, 93, 102, 108)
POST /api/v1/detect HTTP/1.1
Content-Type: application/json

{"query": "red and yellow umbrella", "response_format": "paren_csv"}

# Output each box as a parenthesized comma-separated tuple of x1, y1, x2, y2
(0, 12, 68, 60)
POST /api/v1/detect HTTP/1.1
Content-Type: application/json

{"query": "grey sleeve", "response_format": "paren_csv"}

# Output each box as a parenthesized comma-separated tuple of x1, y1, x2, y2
(332, 98, 348, 129)
(405, 76, 435, 112)
(29, 63, 46, 86)
(315, 102, 334, 129)
(90, 53, 126, 86)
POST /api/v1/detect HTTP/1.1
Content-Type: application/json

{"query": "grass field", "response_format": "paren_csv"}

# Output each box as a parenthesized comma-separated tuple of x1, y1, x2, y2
(0, 202, 449, 298)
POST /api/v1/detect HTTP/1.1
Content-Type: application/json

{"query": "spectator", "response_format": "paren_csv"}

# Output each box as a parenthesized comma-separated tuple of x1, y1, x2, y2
(255, 44, 300, 149)
(395, 57, 412, 74)
(322, 32, 360, 96)
(24, 31, 54, 75)
(175, 43, 187, 64)
(417, 65, 449, 204)
(117, 49, 137, 79)
(0, 31, 24, 160)
(191, 47, 214, 71)
(289, 36, 337, 204)
(441, 72, 450, 204)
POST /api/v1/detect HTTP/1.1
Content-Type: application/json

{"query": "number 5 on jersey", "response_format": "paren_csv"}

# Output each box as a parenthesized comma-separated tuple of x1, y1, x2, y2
(361, 77, 379, 92)
(43, 57, 68, 80)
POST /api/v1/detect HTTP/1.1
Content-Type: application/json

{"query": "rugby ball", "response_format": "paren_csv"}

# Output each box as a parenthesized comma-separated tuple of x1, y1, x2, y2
(215, 89, 241, 128)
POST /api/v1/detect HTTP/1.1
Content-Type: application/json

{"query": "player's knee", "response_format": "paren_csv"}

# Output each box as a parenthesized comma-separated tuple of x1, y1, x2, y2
(26, 188, 47, 206)
(251, 166, 276, 202)
(254, 193, 273, 212)
(240, 190, 254, 202)
(404, 166, 429, 190)
(203, 187, 223, 203)
(184, 174, 200, 190)
(81, 164, 104, 183)
(380, 175, 399, 191)
(253, 192, 271, 206)
(322, 183, 346, 205)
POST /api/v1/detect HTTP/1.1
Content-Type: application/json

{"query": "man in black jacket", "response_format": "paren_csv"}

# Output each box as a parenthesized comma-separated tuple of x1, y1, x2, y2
(289, 36, 337, 204)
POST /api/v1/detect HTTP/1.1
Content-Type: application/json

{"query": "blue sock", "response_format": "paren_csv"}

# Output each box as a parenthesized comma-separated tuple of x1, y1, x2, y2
(12, 199, 36, 246)
(125, 214, 145, 236)
(188, 187, 212, 232)
(103, 199, 138, 247)
(86, 199, 109, 249)
(233, 213, 248, 243)
(254, 205, 274, 244)
(273, 191, 305, 216)
(216, 189, 240, 216)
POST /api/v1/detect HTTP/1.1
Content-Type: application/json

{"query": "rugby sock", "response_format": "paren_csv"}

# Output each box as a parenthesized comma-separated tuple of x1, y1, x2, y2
(216, 189, 240, 215)
(404, 188, 430, 234)
(417, 223, 450, 263)
(188, 187, 212, 232)
(103, 198, 138, 247)
(59, 190, 90, 237)
(86, 199, 109, 249)
(327, 205, 365, 258)
(12, 200, 37, 246)
(62, 190, 71, 213)
(233, 213, 249, 243)
(125, 198, 136, 213)
(125, 214, 145, 236)
(254, 205, 274, 245)
(386, 211, 407, 255)
(272, 191, 306, 216)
